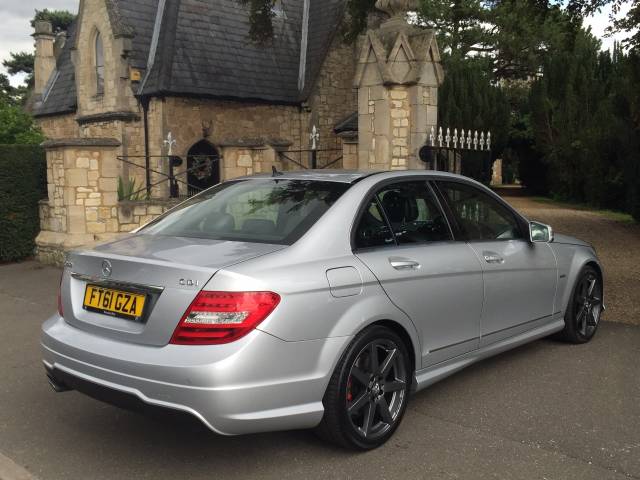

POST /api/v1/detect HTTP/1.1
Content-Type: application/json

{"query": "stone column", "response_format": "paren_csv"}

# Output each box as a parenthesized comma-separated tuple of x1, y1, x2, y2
(33, 21, 57, 97)
(36, 138, 122, 263)
(354, 0, 443, 170)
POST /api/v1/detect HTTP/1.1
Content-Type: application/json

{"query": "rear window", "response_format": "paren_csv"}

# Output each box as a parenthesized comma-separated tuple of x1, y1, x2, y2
(141, 179, 350, 245)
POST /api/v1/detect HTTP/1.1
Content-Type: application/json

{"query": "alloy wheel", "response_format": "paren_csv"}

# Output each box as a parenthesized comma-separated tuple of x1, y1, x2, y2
(574, 272, 602, 337)
(345, 339, 407, 440)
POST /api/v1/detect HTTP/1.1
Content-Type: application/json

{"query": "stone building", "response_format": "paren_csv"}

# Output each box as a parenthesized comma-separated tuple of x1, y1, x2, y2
(33, 0, 443, 263)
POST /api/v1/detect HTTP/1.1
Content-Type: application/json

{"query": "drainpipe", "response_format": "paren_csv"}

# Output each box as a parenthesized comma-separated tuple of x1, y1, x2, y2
(141, 96, 151, 196)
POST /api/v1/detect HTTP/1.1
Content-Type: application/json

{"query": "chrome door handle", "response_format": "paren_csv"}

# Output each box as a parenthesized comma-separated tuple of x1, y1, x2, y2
(483, 251, 505, 264)
(389, 258, 421, 270)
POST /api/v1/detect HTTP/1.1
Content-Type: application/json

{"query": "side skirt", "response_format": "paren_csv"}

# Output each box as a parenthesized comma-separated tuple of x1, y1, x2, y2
(413, 318, 565, 392)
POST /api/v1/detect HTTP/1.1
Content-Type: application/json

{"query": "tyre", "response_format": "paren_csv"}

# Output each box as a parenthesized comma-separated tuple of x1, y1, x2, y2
(560, 265, 603, 344)
(316, 325, 411, 450)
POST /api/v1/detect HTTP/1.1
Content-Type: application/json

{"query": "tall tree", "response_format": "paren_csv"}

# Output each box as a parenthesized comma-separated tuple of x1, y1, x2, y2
(416, 0, 578, 79)
(608, 0, 640, 51)
(526, 31, 640, 219)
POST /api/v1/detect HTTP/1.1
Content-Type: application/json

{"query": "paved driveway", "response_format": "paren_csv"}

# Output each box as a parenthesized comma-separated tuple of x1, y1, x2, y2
(1, 198, 639, 480)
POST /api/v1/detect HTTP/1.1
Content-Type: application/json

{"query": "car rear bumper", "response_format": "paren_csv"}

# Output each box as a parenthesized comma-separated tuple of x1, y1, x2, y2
(41, 314, 351, 435)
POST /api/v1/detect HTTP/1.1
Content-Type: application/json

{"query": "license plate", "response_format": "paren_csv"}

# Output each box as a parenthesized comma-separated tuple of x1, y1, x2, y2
(83, 285, 147, 321)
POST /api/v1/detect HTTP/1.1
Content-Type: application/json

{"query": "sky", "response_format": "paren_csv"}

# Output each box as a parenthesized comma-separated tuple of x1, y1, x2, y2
(0, 0, 79, 86)
(0, 0, 634, 87)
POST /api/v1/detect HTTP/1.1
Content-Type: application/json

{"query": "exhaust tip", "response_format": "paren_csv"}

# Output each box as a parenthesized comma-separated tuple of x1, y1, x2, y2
(46, 373, 72, 393)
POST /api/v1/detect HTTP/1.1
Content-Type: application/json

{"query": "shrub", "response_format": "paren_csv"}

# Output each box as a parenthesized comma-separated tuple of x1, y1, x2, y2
(0, 145, 46, 262)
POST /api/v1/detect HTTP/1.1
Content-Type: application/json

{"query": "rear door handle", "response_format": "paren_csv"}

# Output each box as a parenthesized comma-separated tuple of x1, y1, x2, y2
(483, 251, 505, 264)
(389, 258, 421, 270)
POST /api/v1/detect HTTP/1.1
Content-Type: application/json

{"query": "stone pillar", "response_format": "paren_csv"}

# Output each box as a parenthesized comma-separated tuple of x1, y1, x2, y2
(33, 21, 57, 97)
(354, 0, 443, 170)
(491, 158, 503, 185)
(36, 138, 122, 263)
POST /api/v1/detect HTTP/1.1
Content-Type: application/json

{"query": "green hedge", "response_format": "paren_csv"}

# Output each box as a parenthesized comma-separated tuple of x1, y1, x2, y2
(0, 145, 46, 262)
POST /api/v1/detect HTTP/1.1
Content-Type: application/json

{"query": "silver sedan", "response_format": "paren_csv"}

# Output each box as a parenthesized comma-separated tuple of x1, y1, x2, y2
(42, 170, 604, 449)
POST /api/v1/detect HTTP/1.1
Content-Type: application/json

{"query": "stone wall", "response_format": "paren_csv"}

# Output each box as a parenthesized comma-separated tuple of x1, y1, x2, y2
(305, 36, 358, 167)
(342, 140, 359, 169)
(158, 97, 303, 170)
(38, 113, 79, 139)
(117, 200, 180, 233)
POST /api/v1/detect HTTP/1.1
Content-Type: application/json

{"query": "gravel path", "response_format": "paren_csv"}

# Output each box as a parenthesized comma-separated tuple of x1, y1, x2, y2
(503, 195, 640, 326)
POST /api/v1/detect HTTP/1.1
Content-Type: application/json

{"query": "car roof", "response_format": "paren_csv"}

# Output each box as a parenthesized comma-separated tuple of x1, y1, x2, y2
(235, 169, 468, 184)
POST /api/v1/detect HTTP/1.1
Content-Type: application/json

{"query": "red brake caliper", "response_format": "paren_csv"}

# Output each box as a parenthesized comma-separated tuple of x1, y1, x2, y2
(346, 376, 353, 402)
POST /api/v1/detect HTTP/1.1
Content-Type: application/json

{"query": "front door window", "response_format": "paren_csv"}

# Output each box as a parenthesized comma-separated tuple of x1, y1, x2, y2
(437, 181, 522, 241)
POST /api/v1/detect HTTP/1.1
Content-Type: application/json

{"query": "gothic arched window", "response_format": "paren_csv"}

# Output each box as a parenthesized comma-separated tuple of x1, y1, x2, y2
(95, 32, 104, 94)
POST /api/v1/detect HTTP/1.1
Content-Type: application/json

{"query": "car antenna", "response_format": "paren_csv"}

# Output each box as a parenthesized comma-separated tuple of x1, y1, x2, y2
(272, 166, 283, 177)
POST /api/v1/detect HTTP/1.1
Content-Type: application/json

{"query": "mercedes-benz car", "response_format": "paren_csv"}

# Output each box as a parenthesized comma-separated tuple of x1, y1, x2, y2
(42, 170, 604, 449)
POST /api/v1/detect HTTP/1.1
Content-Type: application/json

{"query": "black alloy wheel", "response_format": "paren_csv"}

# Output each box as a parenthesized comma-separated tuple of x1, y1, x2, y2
(561, 266, 603, 343)
(316, 325, 411, 450)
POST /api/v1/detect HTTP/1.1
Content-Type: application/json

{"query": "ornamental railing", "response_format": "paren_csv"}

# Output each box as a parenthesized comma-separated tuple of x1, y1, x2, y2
(116, 154, 220, 201)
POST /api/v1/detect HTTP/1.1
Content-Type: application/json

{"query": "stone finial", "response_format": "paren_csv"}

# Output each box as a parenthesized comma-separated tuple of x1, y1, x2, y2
(375, 0, 419, 18)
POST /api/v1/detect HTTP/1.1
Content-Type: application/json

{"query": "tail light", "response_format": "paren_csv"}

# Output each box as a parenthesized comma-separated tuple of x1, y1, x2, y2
(57, 273, 64, 317)
(171, 291, 280, 345)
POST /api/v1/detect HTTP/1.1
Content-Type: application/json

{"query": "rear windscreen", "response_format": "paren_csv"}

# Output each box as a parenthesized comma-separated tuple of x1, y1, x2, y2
(141, 179, 350, 245)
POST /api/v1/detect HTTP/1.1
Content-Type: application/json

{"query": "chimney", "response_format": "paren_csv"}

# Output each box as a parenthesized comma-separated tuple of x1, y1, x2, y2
(33, 21, 56, 96)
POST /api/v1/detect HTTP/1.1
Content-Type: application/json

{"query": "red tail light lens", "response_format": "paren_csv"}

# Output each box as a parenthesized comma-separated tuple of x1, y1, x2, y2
(171, 291, 281, 345)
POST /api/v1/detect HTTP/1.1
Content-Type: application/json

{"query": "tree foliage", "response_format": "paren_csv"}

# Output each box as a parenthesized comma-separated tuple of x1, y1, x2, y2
(31, 9, 76, 33)
(416, 0, 579, 79)
(237, 0, 277, 43)
(2, 52, 34, 77)
(0, 95, 44, 145)
(524, 35, 640, 220)
(607, 0, 640, 51)
(437, 57, 511, 182)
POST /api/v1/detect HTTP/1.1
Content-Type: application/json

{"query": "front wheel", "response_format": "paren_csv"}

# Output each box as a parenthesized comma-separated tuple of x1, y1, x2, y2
(315, 325, 411, 450)
(560, 265, 603, 344)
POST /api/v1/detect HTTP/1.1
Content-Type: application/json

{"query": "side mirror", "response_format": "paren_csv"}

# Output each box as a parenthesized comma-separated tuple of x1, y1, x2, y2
(529, 221, 554, 243)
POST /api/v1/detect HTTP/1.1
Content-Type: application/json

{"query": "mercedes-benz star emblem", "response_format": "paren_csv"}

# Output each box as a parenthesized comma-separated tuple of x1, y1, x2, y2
(101, 260, 113, 278)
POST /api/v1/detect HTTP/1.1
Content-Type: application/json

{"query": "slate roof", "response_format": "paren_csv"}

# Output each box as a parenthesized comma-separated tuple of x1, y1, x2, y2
(34, 0, 346, 117)
(116, 0, 161, 69)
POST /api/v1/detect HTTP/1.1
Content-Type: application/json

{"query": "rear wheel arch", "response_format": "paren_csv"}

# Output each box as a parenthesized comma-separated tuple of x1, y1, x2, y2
(321, 319, 418, 404)
(369, 320, 417, 387)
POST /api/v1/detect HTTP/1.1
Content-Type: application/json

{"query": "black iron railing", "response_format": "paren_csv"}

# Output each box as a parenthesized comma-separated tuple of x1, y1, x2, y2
(117, 155, 218, 200)
(277, 148, 343, 170)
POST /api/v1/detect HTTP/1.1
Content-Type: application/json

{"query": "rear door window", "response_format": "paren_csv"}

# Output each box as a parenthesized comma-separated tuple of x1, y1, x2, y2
(354, 181, 452, 249)
(376, 182, 452, 245)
